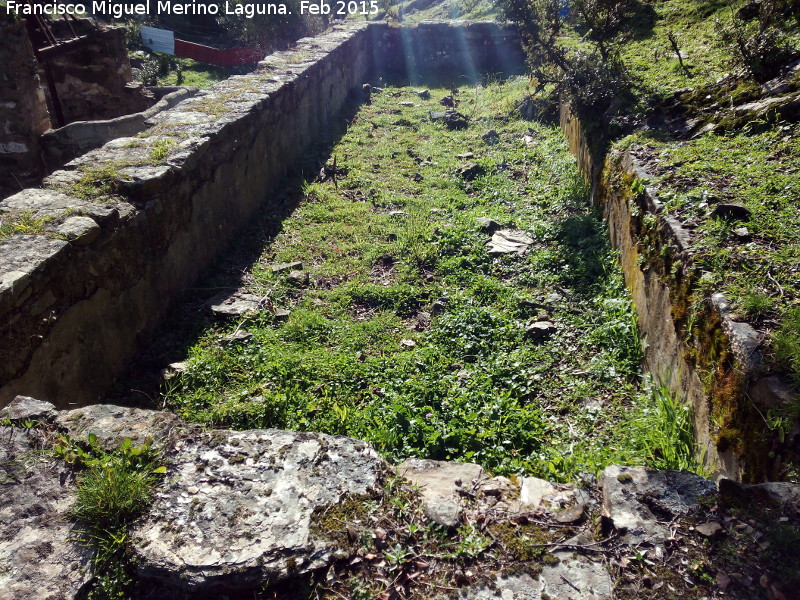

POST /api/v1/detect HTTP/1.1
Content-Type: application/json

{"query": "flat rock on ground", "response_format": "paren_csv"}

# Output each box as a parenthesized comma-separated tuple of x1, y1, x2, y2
(207, 290, 265, 317)
(0, 427, 93, 600)
(0, 395, 58, 422)
(601, 465, 716, 545)
(55, 404, 185, 451)
(396, 458, 485, 528)
(487, 230, 534, 255)
(455, 554, 613, 600)
(131, 428, 386, 591)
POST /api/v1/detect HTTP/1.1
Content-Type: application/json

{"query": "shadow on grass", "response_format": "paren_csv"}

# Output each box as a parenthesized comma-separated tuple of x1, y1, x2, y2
(105, 93, 366, 408)
(554, 213, 612, 295)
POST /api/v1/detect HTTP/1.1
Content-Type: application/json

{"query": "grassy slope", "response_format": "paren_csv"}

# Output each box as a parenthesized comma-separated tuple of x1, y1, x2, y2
(392, 0, 499, 22)
(162, 79, 700, 481)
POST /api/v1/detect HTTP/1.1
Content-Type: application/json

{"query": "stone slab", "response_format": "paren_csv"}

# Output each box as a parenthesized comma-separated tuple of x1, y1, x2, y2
(131, 428, 385, 590)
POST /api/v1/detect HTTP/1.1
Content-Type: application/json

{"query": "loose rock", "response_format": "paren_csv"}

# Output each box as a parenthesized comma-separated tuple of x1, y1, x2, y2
(56, 215, 101, 246)
(270, 261, 303, 273)
(696, 521, 723, 537)
(287, 270, 310, 286)
(208, 291, 264, 317)
(56, 404, 185, 451)
(476, 217, 501, 233)
(732, 226, 751, 241)
(554, 503, 585, 524)
(482, 130, 500, 145)
(486, 229, 534, 255)
(457, 162, 485, 181)
(429, 109, 469, 130)
(396, 459, 484, 528)
(0, 395, 57, 422)
(222, 330, 252, 344)
(520, 476, 556, 508)
(710, 203, 751, 221)
(540, 555, 613, 600)
(274, 307, 291, 321)
(526, 320, 557, 342)
(601, 465, 716, 545)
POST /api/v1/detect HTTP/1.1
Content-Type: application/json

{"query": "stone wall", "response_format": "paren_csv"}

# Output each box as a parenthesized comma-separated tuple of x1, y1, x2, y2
(0, 19, 155, 199)
(373, 21, 526, 83)
(560, 104, 794, 482)
(39, 87, 198, 173)
(46, 24, 154, 125)
(0, 18, 52, 199)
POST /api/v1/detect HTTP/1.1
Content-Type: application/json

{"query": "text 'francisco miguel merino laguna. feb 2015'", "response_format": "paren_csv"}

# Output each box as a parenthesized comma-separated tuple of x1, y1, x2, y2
(3, 0, 380, 18)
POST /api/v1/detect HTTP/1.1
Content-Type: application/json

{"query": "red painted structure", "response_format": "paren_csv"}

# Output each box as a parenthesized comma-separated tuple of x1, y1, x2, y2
(173, 39, 262, 66)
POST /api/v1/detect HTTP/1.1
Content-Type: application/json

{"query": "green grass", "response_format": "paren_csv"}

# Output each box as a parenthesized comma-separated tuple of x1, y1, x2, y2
(148, 138, 175, 163)
(156, 57, 243, 88)
(57, 435, 165, 600)
(619, 0, 800, 106)
(161, 78, 701, 481)
(392, 0, 499, 22)
(0, 210, 53, 243)
(775, 307, 800, 387)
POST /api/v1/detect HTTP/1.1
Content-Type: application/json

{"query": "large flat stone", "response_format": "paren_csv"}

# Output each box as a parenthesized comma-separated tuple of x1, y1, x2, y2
(0, 427, 93, 600)
(454, 555, 612, 600)
(601, 465, 715, 545)
(131, 428, 385, 591)
(540, 555, 613, 599)
(456, 573, 542, 599)
(0, 188, 118, 225)
(56, 404, 186, 451)
(0, 395, 58, 422)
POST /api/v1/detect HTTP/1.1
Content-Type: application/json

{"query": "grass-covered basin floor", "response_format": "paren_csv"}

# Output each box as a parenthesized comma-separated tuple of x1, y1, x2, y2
(159, 79, 700, 481)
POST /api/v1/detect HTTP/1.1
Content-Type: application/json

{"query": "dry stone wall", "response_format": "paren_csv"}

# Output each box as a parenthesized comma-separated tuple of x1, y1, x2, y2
(0, 21, 523, 408)
(0, 18, 52, 199)
(373, 20, 526, 82)
(39, 86, 198, 172)
(0, 18, 155, 199)
(559, 105, 795, 482)
(45, 22, 154, 125)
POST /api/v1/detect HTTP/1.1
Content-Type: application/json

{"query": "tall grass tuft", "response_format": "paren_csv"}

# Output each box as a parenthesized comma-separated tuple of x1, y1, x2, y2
(632, 382, 706, 475)
(60, 435, 165, 600)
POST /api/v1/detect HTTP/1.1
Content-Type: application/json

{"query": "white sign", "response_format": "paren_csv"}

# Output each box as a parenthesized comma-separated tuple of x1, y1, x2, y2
(140, 25, 175, 55)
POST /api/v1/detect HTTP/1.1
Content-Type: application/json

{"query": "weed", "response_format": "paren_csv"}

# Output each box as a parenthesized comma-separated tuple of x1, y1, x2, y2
(56, 434, 166, 599)
(631, 382, 706, 474)
(742, 289, 775, 319)
(148, 139, 175, 163)
(57, 164, 125, 201)
(0, 210, 53, 242)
